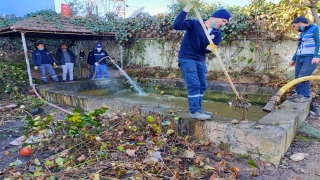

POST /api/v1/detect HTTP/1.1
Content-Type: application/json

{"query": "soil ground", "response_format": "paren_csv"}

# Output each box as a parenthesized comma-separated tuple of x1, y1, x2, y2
(1, 97, 320, 180)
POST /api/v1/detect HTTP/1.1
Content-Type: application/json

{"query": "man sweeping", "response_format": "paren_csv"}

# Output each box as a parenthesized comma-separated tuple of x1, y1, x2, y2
(172, 0, 231, 120)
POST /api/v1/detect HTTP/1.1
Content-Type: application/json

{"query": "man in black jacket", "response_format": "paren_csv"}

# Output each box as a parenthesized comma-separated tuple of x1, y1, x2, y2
(86, 48, 96, 79)
(56, 44, 76, 82)
(32, 43, 59, 84)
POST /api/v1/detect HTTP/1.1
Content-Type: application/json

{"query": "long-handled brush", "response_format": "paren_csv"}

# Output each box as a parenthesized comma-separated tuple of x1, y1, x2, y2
(190, 2, 249, 113)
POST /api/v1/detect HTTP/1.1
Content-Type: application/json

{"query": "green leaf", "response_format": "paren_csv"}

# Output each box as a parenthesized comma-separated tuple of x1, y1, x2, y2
(33, 158, 40, 165)
(147, 116, 155, 123)
(117, 146, 125, 152)
(173, 116, 180, 121)
(188, 166, 195, 171)
(34, 171, 42, 176)
(9, 159, 23, 166)
(137, 142, 146, 146)
(55, 157, 64, 166)
(166, 129, 175, 136)
(161, 121, 171, 126)
(45, 160, 52, 166)
(248, 159, 257, 168)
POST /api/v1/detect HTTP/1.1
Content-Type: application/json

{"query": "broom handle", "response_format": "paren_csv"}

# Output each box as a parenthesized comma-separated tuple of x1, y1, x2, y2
(194, 8, 240, 99)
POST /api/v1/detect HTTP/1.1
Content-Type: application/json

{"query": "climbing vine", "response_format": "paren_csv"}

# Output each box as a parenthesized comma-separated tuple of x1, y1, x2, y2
(0, 0, 319, 75)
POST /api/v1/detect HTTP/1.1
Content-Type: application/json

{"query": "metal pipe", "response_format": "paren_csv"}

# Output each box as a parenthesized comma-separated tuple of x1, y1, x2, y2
(20, 31, 33, 86)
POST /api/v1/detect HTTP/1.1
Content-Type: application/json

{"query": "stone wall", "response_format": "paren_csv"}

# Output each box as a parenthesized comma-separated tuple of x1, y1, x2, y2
(72, 39, 301, 80)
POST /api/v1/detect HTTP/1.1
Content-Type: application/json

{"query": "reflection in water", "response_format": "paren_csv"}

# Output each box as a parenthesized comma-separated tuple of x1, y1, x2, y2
(79, 89, 266, 121)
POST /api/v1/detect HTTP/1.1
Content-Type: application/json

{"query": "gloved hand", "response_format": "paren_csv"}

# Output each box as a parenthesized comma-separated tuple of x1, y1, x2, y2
(95, 62, 99, 66)
(184, 0, 201, 12)
(34, 66, 38, 70)
(53, 63, 57, 67)
(110, 59, 115, 64)
(206, 43, 217, 53)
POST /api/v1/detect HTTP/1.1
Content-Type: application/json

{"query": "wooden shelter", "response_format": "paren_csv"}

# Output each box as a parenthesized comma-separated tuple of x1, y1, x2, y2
(0, 14, 116, 86)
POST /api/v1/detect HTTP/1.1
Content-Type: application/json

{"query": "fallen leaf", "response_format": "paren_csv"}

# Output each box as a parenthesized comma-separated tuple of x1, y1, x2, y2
(185, 150, 195, 158)
(44, 160, 52, 166)
(143, 150, 162, 165)
(33, 158, 40, 165)
(209, 171, 219, 180)
(194, 156, 202, 164)
(204, 141, 211, 146)
(77, 154, 86, 163)
(11, 171, 22, 177)
(255, 125, 263, 129)
(147, 116, 155, 123)
(204, 165, 215, 170)
(5, 151, 9, 156)
(9, 159, 23, 167)
(216, 152, 222, 158)
(55, 157, 64, 166)
(166, 129, 175, 136)
(48, 144, 56, 151)
(230, 166, 239, 176)
(126, 149, 136, 157)
(162, 121, 171, 126)
(117, 146, 125, 152)
(223, 152, 233, 156)
(89, 172, 100, 180)
(170, 171, 180, 180)
(218, 160, 228, 167)
(95, 136, 102, 142)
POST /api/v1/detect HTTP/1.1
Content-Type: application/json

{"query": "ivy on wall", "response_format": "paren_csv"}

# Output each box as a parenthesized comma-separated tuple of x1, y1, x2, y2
(0, 0, 319, 71)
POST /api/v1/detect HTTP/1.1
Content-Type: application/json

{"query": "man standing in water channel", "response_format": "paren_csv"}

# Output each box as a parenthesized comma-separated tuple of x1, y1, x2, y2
(172, 0, 231, 120)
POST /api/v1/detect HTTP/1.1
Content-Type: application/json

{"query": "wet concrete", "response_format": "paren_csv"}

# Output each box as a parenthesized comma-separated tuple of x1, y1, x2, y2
(35, 78, 310, 165)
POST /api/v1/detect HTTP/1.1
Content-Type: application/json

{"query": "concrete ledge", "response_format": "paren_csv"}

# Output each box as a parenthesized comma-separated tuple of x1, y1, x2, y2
(182, 99, 310, 164)
(36, 79, 310, 165)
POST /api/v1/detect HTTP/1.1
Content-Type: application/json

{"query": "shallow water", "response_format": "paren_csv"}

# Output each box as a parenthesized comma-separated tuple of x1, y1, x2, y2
(79, 88, 267, 121)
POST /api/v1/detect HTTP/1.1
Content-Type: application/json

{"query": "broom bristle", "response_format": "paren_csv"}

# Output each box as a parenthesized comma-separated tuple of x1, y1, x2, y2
(298, 122, 320, 139)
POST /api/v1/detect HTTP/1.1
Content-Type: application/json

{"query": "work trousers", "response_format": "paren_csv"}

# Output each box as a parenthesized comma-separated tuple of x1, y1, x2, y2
(61, 63, 74, 81)
(95, 64, 108, 78)
(178, 58, 207, 113)
(295, 56, 318, 98)
(39, 64, 59, 83)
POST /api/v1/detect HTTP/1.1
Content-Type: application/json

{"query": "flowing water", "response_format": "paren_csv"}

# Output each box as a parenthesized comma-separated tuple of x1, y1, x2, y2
(114, 63, 146, 95)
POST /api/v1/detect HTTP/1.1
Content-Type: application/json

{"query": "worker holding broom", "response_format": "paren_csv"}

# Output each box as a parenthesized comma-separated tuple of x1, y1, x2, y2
(172, 0, 231, 120)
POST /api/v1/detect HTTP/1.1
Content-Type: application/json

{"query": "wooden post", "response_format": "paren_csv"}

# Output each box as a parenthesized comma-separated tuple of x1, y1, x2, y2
(20, 31, 33, 86)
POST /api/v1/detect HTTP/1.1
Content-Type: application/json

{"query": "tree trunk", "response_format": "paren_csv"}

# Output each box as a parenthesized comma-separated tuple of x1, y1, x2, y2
(310, 7, 320, 25)
(308, 0, 320, 25)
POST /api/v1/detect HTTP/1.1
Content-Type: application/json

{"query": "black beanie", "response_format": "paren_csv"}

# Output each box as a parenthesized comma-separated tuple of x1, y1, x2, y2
(291, 16, 308, 24)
